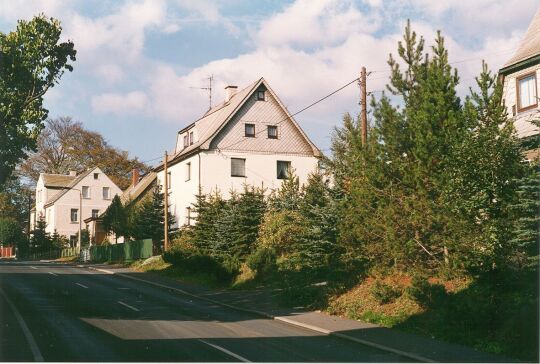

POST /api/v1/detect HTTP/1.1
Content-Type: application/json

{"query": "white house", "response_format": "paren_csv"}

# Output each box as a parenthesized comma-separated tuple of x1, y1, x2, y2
(31, 167, 122, 245)
(499, 7, 540, 160)
(155, 77, 321, 227)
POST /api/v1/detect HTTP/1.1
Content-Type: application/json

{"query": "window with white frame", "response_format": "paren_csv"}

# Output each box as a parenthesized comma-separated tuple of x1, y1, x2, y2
(92, 209, 99, 218)
(94, 173, 99, 180)
(102, 187, 110, 200)
(277, 160, 291, 179)
(257, 90, 265, 101)
(189, 131, 194, 145)
(231, 158, 246, 177)
(517, 73, 537, 112)
(70, 208, 78, 223)
(82, 186, 90, 199)
(183, 134, 189, 147)
(186, 162, 191, 181)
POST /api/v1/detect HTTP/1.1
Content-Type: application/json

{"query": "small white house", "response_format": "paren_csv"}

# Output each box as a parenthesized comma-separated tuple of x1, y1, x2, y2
(499, 7, 540, 160)
(31, 167, 122, 245)
(155, 77, 321, 227)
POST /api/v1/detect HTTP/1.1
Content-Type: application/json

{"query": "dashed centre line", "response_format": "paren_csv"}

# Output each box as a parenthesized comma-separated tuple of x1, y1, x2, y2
(117, 301, 140, 312)
(30, 266, 37, 270)
(75, 283, 88, 289)
(48, 272, 58, 276)
(199, 339, 251, 362)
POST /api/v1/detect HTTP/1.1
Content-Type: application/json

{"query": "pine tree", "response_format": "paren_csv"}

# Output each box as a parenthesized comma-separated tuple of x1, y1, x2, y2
(31, 214, 52, 251)
(102, 195, 127, 243)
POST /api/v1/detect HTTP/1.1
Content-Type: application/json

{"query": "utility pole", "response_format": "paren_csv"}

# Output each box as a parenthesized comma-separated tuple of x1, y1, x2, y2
(163, 151, 169, 252)
(360, 66, 367, 146)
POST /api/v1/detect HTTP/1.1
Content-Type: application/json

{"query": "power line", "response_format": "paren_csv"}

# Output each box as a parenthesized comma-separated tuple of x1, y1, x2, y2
(218, 77, 360, 151)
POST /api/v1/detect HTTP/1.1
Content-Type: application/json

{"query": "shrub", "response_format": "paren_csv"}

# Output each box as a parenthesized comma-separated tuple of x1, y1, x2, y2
(370, 280, 402, 304)
(246, 247, 277, 278)
(406, 275, 447, 308)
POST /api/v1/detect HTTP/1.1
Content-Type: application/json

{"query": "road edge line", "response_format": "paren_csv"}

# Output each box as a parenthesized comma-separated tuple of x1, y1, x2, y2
(83, 265, 434, 363)
(0, 287, 44, 362)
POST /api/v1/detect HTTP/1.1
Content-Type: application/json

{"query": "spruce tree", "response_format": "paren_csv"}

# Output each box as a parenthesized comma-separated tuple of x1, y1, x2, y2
(102, 195, 127, 243)
(31, 214, 52, 251)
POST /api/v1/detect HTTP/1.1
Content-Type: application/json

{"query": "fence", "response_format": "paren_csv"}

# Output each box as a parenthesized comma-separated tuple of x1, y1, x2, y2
(26, 247, 79, 261)
(89, 239, 152, 263)
(0, 246, 15, 258)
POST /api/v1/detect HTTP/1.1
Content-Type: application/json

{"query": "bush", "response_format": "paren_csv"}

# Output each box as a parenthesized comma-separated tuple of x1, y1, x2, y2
(246, 247, 276, 278)
(406, 275, 447, 308)
(163, 244, 240, 283)
(370, 280, 401, 304)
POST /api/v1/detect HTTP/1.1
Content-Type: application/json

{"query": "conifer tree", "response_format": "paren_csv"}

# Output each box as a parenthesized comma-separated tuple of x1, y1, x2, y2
(31, 214, 51, 251)
(102, 195, 126, 243)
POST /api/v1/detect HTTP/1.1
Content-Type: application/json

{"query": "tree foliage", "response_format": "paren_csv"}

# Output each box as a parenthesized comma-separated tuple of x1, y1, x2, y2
(102, 195, 127, 243)
(20, 117, 149, 190)
(0, 15, 76, 185)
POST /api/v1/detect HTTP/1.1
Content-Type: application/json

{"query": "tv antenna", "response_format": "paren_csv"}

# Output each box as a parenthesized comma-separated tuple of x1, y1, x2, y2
(189, 75, 213, 109)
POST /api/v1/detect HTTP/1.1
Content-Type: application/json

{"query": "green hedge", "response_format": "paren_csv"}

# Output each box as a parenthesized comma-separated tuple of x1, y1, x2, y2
(90, 239, 152, 263)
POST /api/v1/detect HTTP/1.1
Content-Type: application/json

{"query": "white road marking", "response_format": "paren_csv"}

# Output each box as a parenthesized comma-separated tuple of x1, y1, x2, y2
(199, 339, 251, 362)
(0, 287, 44, 361)
(75, 283, 88, 289)
(30, 266, 37, 270)
(48, 272, 58, 276)
(117, 301, 140, 312)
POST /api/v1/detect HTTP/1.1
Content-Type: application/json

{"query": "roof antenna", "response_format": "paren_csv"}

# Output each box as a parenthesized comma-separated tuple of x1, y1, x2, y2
(190, 75, 213, 110)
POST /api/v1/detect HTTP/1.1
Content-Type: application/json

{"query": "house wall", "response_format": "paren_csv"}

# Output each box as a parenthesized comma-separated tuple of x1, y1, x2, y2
(502, 64, 540, 138)
(47, 168, 122, 238)
(157, 150, 318, 228)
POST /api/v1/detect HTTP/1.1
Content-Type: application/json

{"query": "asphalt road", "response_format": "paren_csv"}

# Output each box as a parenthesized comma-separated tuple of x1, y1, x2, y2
(0, 260, 410, 362)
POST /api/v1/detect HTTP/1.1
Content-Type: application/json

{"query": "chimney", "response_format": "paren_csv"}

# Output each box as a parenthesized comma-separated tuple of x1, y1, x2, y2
(224, 85, 238, 102)
(131, 168, 140, 186)
(69, 171, 77, 177)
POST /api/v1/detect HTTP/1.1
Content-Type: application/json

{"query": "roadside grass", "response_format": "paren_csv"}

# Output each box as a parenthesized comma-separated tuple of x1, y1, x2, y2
(128, 256, 227, 289)
(327, 270, 539, 362)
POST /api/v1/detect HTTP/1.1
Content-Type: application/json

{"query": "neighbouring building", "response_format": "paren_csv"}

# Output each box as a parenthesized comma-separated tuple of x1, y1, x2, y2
(499, 7, 540, 160)
(155, 77, 321, 227)
(84, 170, 157, 245)
(31, 167, 122, 245)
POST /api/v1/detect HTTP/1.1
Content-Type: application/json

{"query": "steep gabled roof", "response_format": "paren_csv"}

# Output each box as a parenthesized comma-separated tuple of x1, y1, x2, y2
(42, 174, 76, 188)
(121, 171, 157, 205)
(156, 77, 320, 170)
(44, 169, 95, 207)
(500, 7, 540, 73)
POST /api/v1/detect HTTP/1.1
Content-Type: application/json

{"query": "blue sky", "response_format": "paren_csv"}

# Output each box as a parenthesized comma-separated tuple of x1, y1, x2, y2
(1, 0, 537, 166)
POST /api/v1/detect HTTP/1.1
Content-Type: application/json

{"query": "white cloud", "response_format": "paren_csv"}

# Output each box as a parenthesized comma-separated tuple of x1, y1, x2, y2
(92, 91, 149, 115)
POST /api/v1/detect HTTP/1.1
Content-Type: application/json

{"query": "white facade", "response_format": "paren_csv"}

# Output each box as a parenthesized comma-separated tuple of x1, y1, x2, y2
(33, 167, 122, 241)
(157, 78, 320, 227)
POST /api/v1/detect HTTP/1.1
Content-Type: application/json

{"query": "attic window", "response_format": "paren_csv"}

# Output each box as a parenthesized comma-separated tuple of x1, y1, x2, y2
(517, 73, 537, 112)
(94, 173, 99, 180)
(183, 135, 189, 148)
(245, 123, 255, 137)
(257, 90, 265, 101)
(268, 125, 278, 139)
(189, 131, 194, 145)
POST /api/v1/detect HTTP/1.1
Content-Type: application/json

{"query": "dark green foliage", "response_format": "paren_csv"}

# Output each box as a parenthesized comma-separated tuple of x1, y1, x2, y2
(162, 244, 239, 284)
(0, 15, 76, 185)
(102, 195, 127, 243)
(405, 275, 447, 308)
(50, 230, 68, 249)
(370, 280, 402, 305)
(30, 214, 52, 251)
(128, 184, 175, 253)
(246, 247, 277, 277)
(0, 217, 25, 247)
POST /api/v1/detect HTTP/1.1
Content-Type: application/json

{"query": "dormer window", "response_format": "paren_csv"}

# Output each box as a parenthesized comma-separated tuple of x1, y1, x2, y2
(245, 123, 255, 137)
(257, 90, 265, 101)
(183, 134, 189, 148)
(189, 131, 194, 145)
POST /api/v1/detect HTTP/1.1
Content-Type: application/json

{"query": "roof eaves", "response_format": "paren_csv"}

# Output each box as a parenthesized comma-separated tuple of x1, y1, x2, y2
(44, 169, 94, 207)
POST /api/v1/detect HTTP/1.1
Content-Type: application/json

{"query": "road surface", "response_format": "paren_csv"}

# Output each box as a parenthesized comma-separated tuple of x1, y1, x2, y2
(0, 261, 410, 362)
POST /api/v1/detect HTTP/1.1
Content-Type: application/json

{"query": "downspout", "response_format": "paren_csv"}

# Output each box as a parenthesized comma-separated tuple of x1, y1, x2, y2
(198, 153, 202, 192)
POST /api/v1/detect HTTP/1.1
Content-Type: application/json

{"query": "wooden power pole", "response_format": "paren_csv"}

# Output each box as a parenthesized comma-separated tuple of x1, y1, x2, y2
(163, 151, 169, 252)
(360, 66, 367, 146)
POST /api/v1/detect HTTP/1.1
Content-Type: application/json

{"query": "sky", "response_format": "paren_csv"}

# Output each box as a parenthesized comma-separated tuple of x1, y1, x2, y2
(1, 0, 538, 167)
